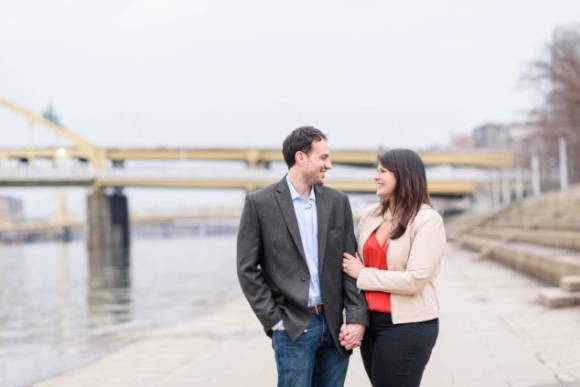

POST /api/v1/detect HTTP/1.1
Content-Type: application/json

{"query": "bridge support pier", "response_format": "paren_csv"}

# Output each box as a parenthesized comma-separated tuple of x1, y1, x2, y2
(87, 188, 130, 250)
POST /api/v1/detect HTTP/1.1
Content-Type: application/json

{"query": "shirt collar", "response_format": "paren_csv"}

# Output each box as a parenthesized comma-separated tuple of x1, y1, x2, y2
(286, 174, 316, 202)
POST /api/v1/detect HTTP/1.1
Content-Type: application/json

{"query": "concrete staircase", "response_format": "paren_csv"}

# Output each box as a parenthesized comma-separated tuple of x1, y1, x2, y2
(446, 184, 580, 308)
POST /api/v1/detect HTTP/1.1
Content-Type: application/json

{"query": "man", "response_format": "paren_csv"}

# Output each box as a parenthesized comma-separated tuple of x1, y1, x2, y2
(237, 126, 368, 387)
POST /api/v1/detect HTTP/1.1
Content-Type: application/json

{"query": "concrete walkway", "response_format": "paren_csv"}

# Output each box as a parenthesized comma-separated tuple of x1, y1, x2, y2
(34, 244, 580, 387)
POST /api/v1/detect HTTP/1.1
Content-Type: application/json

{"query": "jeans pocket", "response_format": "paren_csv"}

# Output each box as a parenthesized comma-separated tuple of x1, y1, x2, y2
(272, 329, 286, 349)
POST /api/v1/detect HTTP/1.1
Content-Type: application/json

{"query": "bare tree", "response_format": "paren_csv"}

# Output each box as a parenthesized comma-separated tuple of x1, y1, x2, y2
(523, 24, 580, 187)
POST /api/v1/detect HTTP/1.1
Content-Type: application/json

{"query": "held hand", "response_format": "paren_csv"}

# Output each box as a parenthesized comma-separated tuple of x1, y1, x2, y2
(339, 323, 366, 350)
(339, 324, 358, 350)
(342, 252, 364, 279)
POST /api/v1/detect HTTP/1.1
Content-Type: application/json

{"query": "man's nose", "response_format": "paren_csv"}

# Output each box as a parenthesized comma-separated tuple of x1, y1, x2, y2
(326, 160, 332, 170)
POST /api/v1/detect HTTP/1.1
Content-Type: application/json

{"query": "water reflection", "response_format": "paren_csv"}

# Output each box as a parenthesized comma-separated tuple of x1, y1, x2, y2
(0, 236, 238, 386)
(87, 248, 132, 327)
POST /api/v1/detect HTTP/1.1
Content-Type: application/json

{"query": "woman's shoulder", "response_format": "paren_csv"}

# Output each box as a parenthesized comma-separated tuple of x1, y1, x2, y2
(359, 203, 382, 221)
(413, 204, 444, 226)
(362, 203, 381, 216)
(356, 203, 381, 228)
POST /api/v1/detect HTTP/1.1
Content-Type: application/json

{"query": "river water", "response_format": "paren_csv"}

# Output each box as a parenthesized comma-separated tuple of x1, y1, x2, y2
(0, 234, 239, 387)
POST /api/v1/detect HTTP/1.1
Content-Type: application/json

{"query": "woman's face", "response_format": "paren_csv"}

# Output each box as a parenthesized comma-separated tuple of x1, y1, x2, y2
(374, 163, 397, 198)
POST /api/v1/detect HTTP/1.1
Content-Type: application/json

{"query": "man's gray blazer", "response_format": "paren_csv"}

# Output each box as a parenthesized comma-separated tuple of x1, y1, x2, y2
(237, 176, 368, 356)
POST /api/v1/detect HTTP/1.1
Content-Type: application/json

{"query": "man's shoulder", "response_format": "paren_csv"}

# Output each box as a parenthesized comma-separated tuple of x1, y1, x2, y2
(246, 181, 280, 203)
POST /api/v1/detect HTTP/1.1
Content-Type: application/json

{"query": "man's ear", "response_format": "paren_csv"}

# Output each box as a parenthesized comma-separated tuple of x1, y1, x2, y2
(294, 151, 304, 165)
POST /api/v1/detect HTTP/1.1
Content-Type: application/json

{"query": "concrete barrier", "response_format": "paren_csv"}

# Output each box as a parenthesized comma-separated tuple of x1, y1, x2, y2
(538, 288, 580, 308)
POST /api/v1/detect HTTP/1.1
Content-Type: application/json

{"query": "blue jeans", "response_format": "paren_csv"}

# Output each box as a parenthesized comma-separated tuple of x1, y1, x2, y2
(271, 315, 349, 387)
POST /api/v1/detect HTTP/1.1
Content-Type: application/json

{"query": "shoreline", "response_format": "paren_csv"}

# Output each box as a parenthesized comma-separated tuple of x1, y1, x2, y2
(23, 288, 242, 387)
(31, 294, 281, 387)
(30, 244, 580, 386)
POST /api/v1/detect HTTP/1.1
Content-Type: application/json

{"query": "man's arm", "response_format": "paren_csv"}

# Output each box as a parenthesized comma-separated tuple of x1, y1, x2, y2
(237, 195, 282, 333)
(342, 197, 369, 326)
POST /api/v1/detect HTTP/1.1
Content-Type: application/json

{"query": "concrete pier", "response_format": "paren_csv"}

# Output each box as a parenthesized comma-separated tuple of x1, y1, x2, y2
(87, 188, 130, 250)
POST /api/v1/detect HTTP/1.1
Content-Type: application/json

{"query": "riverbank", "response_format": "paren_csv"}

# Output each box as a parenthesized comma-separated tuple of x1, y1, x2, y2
(0, 235, 240, 387)
(33, 244, 580, 387)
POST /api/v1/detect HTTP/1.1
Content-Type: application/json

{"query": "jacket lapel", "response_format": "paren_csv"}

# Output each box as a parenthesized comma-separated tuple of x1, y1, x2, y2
(275, 177, 306, 261)
(358, 210, 385, 261)
(315, 184, 330, 271)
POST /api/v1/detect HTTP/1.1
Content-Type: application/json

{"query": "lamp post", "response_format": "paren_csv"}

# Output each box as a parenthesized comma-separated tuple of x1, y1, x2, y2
(531, 150, 541, 197)
(559, 137, 569, 190)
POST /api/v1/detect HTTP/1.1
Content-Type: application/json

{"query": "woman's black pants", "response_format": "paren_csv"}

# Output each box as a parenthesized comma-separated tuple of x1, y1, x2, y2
(361, 311, 438, 387)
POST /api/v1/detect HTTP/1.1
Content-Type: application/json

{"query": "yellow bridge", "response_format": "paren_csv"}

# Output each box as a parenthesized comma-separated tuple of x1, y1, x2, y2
(1, 97, 514, 170)
(0, 146, 514, 169)
(0, 96, 514, 245)
(0, 173, 479, 196)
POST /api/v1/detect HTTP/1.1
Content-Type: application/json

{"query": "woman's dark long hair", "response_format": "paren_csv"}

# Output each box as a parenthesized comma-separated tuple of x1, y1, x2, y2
(375, 148, 432, 239)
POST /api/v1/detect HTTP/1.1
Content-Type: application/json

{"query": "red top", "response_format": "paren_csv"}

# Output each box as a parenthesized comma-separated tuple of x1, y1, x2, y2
(363, 231, 391, 313)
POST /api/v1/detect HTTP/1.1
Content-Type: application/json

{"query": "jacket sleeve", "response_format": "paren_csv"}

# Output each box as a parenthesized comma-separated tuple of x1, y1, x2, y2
(356, 210, 446, 296)
(236, 195, 282, 332)
(342, 198, 369, 325)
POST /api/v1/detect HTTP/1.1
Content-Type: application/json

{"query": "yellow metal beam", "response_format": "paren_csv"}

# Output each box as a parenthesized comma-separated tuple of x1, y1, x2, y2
(419, 152, 514, 168)
(106, 148, 515, 168)
(131, 210, 242, 223)
(0, 147, 87, 159)
(0, 175, 484, 196)
(106, 148, 514, 168)
(98, 177, 479, 195)
(0, 97, 105, 172)
(0, 220, 84, 232)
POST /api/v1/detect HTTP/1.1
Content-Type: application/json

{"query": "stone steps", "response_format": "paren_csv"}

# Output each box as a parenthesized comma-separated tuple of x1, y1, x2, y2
(537, 287, 580, 308)
(538, 276, 580, 308)
(487, 219, 580, 232)
(454, 232, 580, 309)
(456, 235, 580, 286)
(446, 184, 580, 309)
(470, 226, 580, 250)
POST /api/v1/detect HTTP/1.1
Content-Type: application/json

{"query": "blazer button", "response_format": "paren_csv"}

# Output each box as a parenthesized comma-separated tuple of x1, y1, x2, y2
(301, 276, 307, 282)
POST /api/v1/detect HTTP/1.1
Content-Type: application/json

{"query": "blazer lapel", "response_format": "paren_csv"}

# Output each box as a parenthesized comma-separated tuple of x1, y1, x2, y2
(358, 212, 384, 261)
(275, 177, 306, 261)
(315, 184, 330, 271)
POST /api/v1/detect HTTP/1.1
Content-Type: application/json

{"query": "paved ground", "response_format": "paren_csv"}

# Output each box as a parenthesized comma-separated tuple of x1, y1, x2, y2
(33, 244, 580, 387)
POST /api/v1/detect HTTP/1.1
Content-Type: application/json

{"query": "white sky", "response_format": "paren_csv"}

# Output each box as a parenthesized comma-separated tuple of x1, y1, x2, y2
(1, 0, 579, 216)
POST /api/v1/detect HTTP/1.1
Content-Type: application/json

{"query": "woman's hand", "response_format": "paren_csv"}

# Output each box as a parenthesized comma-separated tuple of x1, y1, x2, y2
(339, 323, 365, 350)
(342, 252, 364, 279)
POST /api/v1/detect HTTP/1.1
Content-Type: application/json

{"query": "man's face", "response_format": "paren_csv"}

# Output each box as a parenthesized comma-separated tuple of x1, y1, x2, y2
(297, 139, 332, 185)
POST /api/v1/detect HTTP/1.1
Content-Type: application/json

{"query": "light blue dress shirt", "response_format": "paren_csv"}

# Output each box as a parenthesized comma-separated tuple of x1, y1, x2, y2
(286, 175, 322, 307)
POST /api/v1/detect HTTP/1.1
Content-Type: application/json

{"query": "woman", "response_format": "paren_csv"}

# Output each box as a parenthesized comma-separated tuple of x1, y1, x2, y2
(341, 148, 446, 387)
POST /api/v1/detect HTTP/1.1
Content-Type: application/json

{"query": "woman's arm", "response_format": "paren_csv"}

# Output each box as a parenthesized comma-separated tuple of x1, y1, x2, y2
(355, 210, 446, 296)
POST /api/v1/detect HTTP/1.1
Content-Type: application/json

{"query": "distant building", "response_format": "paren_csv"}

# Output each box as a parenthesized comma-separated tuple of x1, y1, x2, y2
(451, 134, 473, 150)
(0, 196, 23, 222)
(472, 123, 512, 149)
